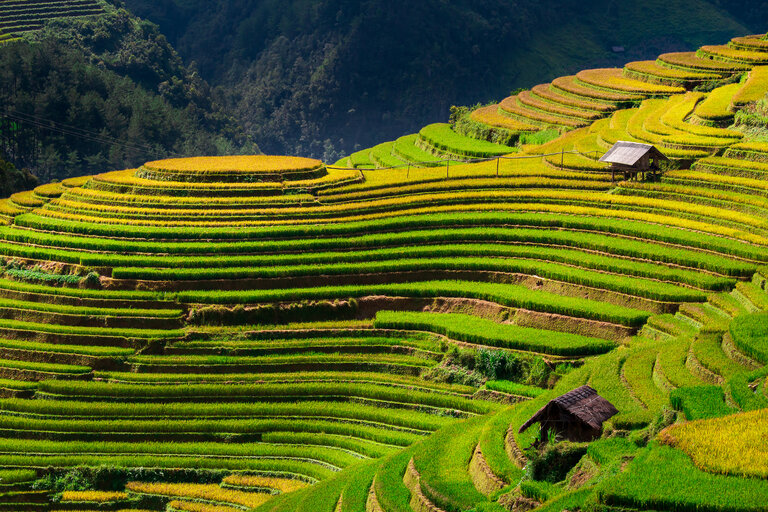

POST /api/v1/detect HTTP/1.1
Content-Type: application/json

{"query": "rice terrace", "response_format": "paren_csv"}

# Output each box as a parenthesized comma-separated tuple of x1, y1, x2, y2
(1, 2, 768, 512)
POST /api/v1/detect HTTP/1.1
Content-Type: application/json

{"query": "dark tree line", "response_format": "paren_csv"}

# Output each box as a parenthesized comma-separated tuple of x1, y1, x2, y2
(0, 5, 256, 185)
(122, 0, 758, 160)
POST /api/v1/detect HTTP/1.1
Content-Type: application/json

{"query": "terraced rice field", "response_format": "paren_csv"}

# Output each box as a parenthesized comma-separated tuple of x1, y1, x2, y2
(0, 0, 104, 35)
(2, 30, 768, 512)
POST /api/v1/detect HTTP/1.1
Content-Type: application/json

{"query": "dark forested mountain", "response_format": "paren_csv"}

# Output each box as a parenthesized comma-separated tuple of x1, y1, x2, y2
(121, 0, 759, 160)
(0, 3, 256, 183)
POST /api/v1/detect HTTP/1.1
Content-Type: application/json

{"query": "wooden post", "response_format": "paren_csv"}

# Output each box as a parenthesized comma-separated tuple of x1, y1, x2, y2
(496, 157, 500, 177)
(407, 163, 410, 180)
(560, 149, 564, 171)
(611, 167, 615, 184)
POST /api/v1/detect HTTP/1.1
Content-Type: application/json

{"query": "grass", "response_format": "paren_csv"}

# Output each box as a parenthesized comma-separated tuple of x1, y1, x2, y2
(36, 380, 493, 414)
(7, 222, 755, 279)
(576, 68, 684, 95)
(484, 380, 544, 397)
(597, 444, 768, 512)
(412, 416, 489, 512)
(0, 416, 421, 446)
(126, 481, 274, 509)
(694, 83, 740, 122)
(14, 209, 768, 256)
(391, 134, 445, 165)
(113, 256, 710, 303)
(0, 398, 457, 431)
(0, 357, 91, 375)
(418, 123, 517, 158)
(660, 407, 768, 479)
(374, 311, 614, 356)
(669, 385, 735, 420)
(729, 312, 768, 364)
(176, 280, 651, 327)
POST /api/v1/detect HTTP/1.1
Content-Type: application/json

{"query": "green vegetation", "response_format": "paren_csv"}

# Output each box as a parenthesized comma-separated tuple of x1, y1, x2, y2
(418, 123, 517, 158)
(374, 311, 614, 356)
(0, 18, 767, 512)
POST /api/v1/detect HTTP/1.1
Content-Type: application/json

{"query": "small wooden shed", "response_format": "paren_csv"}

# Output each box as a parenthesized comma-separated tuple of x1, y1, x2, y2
(518, 385, 618, 443)
(599, 141, 669, 182)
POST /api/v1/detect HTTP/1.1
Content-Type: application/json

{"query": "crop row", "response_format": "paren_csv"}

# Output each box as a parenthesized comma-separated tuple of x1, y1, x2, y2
(619, 180, 768, 216)
(575, 68, 684, 95)
(694, 83, 740, 123)
(551, 75, 637, 103)
(223, 474, 309, 493)
(531, 84, 614, 112)
(664, 170, 768, 196)
(94, 369, 476, 394)
(35, 381, 493, 414)
(696, 156, 768, 178)
(100, 241, 735, 289)
(0, 228, 755, 285)
(596, 444, 768, 512)
(418, 123, 516, 158)
(729, 312, 768, 364)
(469, 105, 537, 133)
(0, 416, 420, 446)
(517, 91, 595, 123)
(15, 202, 768, 254)
(112, 257, 708, 303)
(390, 134, 445, 165)
(0, 295, 180, 319)
(0, 337, 133, 357)
(623, 60, 718, 85)
(9, 223, 750, 280)
(0, 398, 456, 431)
(166, 280, 650, 327)
(38, 187, 768, 240)
(172, 335, 441, 354)
(0, 317, 181, 339)
(659, 93, 743, 144)
(64, 187, 317, 208)
(85, 169, 361, 197)
(699, 45, 768, 65)
(0, 437, 366, 467)
(0, 357, 90, 374)
(726, 141, 768, 161)
(0, 452, 331, 479)
(317, 177, 611, 204)
(127, 481, 272, 509)
(374, 311, 614, 356)
(499, 96, 583, 128)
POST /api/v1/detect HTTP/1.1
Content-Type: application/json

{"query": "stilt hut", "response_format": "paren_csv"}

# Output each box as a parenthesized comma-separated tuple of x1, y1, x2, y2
(599, 141, 669, 182)
(518, 385, 618, 443)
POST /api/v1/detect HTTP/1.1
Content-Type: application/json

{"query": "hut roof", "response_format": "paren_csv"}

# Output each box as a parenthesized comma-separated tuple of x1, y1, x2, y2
(598, 141, 669, 167)
(518, 385, 618, 433)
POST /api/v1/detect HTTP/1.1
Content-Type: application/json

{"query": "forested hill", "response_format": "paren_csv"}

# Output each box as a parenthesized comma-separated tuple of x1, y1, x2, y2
(0, 1, 257, 184)
(123, 0, 760, 160)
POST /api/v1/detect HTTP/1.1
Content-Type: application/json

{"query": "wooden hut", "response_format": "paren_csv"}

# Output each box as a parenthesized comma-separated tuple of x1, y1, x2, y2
(599, 141, 669, 182)
(518, 385, 618, 443)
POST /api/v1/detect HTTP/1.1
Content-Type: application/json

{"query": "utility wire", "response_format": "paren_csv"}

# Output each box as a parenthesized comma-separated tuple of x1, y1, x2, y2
(0, 108, 180, 158)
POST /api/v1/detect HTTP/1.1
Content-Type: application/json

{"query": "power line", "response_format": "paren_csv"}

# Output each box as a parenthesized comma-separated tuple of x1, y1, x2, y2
(0, 108, 180, 158)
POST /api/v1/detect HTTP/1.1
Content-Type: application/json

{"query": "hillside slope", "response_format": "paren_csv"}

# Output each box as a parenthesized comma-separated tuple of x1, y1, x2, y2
(0, 1, 257, 184)
(0, 32, 766, 512)
(122, 0, 754, 159)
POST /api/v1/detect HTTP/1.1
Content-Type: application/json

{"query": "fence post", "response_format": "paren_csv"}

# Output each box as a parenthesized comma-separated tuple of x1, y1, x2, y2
(407, 163, 410, 180)
(496, 157, 500, 177)
(560, 149, 564, 171)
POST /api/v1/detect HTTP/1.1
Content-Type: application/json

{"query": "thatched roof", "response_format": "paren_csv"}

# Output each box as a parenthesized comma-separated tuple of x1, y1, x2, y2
(518, 385, 618, 433)
(599, 141, 669, 167)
